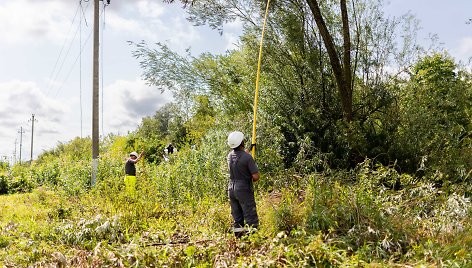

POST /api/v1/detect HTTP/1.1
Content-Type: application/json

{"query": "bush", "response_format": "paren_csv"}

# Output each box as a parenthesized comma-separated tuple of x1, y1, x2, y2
(306, 164, 419, 260)
(8, 175, 36, 193)
(0, 175, 8, 194)
(31, 162, 61, 186)
(258, 188, 306, 235)
(151, 128, 229, 206)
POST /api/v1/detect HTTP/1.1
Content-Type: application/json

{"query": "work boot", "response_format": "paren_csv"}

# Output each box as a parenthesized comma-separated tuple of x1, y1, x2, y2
(232, 227, 248, 238)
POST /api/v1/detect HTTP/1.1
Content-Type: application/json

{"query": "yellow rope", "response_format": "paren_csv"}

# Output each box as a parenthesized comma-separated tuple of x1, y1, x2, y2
(251, 0, 271, 159)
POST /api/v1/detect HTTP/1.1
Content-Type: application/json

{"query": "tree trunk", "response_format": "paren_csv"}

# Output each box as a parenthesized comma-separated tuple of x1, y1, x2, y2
(306, 0, 353, 121)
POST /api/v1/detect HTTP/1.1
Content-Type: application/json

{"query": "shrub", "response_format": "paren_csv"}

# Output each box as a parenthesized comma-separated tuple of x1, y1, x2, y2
(0, 175, 8, 194)
(54, 214, 126, 249)
(8, 175, 36, 193)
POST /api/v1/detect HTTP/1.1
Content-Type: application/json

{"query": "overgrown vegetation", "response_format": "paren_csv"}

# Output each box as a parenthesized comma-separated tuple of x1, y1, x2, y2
(2, 0, 472, 266)
(2, 141, 472, 266)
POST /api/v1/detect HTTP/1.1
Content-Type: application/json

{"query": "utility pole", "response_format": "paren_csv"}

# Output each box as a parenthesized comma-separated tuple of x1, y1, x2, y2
(29, 114, 38, 163)
(18, 127, 25, 164)
(13, 139, 17, 165)
(91, 0, 100, 186)
(91, 0, 110, 186)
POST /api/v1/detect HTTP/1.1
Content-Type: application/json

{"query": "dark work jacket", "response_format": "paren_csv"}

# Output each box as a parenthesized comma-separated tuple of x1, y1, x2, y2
(125, 159, 136, 176)
(227, 149, 259, 191)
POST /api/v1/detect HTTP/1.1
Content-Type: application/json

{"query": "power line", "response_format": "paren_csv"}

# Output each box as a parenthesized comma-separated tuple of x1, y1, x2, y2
(101, 1, 108, 136)
(80, 0, 90, 27)
(79, 0, 92, 138)
(53, 28, 94, 98)
(53, 4, 105, 98)
(45, 2, 81, 97)
(49, 0, 92, 98)
(80, 0, 84, 138)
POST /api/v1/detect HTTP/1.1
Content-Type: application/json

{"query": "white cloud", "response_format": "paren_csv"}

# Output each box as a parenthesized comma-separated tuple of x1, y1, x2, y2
(103, 78, 173, 135)
(0, 0, 178, 46)
(455, 37, 472, 64)
(225, 18, 244, 31)
(0, 80, 68, 161)
(0, 78, 173, 161)
(0, 80, 67, 123)
(0, 0, 239, 163)
(0, 0, 77, 44)
(106, 12, 149, 36)
(223, 32, 240, 51)
(105, 2, 200, 53)
(137, 1, 165, 19)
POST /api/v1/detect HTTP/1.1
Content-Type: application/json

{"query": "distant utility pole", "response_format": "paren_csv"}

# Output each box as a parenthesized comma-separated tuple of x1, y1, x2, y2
(18, 127, 25, 164)
(29, 114, 38, 163)
(13, 139, 17, 165)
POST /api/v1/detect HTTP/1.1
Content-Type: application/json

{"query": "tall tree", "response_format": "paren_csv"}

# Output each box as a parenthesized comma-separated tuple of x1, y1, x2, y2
(145, 0, 420, 169)
(393, 53, 472, 178)
(306, 0, 352, 121)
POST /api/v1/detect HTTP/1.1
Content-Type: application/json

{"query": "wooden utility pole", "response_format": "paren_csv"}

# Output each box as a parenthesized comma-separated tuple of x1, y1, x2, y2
(29, 114, 37, 163)
(18, 127, 25, 164)
(13, 139, 17, 165)
(91, 0, 100, 186)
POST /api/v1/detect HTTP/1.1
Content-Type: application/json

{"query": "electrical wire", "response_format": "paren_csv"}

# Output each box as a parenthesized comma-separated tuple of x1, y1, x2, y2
(78, 0, 91, 138)
(80, 0, 89, 27)
(53, 4, 105, 98)
(53, 27, 93, 98)
(101, 1, 107, 137)
(79, 0, 83, 138)
(45, 2, 81, 97)
(51, 0, 91, 97)
(46, 0, 108, 141)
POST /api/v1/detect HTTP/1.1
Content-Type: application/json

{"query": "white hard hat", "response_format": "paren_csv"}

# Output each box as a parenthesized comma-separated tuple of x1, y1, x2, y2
(130, 152, 138, 157)
(227, 131, 244, 148)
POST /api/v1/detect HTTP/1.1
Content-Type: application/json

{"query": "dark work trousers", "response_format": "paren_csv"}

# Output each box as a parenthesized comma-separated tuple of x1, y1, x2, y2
(228, 182, 259, 228)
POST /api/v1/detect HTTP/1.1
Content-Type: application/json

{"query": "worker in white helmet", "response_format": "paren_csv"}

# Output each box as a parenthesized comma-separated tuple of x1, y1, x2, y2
(227, 131, 260, 237)
(124, 150, 144, 197)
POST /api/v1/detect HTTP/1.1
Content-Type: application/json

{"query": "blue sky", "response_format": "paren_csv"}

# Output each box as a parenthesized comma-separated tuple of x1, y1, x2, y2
(0, 0, 471, 163)
(384, 0, 472, 62)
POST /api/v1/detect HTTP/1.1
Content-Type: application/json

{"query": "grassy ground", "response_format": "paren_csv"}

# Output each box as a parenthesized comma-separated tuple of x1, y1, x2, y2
(1, 175, 472, 267)
(1, 138, 471, 266)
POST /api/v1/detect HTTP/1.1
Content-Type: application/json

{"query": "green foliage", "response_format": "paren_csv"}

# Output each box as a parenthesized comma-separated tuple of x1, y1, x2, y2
(151, 128, 229, 205)
(194, 50, 256, 116)
(393, 53, 472, 179)
(130, 0, 472, 181)
(0, 160, 8, 170)
(3, 1, 472, 266)
(135, 103, 189, 163)
(2, 134, 472, 266)
(7, 175, 36, 193)
(31, 161, 61, 186)
(184, 95, 216, 144)
(0, 175, 8, 194)
(262, 190, 305, 233)
(181, 0, 418, 171)
(55, 215, 126, 249)
(0, 235, 9, 249)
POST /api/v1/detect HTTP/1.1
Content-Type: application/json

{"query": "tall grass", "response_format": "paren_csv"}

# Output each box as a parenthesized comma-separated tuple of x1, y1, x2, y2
(2, 132, 472, 266)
